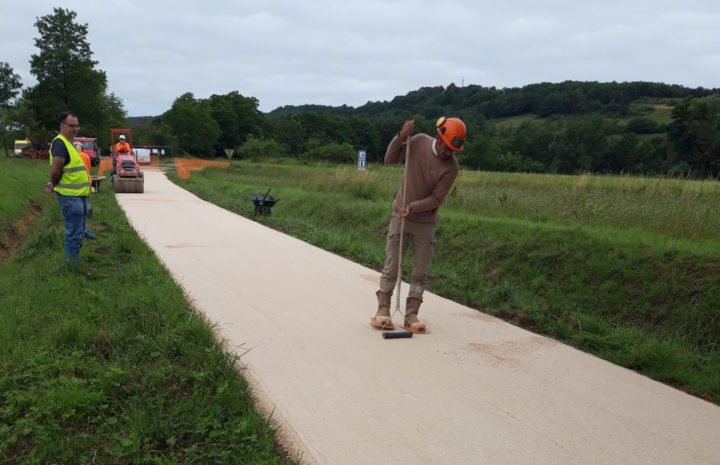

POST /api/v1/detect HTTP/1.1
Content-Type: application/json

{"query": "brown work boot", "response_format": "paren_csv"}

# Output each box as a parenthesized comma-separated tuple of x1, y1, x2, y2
(370, 290, 394, 330)
(404, 297, 427, 333)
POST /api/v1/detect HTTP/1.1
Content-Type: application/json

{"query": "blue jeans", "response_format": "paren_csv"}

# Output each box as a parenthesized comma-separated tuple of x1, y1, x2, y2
(56, 193, 88, 262)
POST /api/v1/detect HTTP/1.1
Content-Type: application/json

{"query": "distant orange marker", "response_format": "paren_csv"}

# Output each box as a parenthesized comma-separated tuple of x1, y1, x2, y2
(174, 158, 230, 179)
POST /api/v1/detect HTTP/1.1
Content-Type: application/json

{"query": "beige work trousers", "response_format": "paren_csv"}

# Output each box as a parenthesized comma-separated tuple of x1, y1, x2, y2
(379, 216, 435, 299)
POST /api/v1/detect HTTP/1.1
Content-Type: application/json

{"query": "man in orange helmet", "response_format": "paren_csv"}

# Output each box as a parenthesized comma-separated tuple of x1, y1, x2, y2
(371, 117, 466, 334)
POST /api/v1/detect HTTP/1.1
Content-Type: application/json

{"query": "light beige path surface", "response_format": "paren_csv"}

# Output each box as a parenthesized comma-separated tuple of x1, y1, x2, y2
(117, 170, 720, 465)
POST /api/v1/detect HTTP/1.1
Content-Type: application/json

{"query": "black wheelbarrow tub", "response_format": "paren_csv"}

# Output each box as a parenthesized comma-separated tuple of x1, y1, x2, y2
(249, 193, 278, 207)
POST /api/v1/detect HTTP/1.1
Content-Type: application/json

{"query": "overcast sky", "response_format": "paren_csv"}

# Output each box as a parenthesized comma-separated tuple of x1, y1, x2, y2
(2, 1, 719, 116)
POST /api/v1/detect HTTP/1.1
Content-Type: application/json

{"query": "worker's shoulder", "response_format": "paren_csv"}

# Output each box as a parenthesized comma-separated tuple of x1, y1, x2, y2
(51, 138, 68, 156)
(409, 133, 434, 154)
(411, 133, 434, 145)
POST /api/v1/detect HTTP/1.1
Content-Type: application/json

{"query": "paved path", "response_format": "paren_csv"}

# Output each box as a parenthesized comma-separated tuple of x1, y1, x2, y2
(117, 170, 720, 465)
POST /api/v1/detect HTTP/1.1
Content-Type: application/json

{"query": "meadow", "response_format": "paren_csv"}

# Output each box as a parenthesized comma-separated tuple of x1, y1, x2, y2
(170, 160, 720, 403)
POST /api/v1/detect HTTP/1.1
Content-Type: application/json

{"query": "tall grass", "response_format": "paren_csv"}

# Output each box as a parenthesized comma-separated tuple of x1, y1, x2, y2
(447, 170, 720, 245)
(170, 161, 720, 403)
(0, 159, 291, 463)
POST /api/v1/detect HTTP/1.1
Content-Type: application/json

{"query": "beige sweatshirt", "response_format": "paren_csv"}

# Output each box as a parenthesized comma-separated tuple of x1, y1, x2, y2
(384, 133, 459, 224)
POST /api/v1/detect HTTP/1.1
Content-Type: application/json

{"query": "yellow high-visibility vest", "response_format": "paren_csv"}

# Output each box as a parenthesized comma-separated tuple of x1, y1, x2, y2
(49, 135, 90, 197)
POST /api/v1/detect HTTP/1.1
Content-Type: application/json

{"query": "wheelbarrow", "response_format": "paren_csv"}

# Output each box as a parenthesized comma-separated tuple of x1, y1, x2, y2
(91, 175, 106, 193)
(249, 188, 279, 215)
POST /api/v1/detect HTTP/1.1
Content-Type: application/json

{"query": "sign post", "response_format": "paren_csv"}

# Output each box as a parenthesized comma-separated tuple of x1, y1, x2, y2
(358, 150, 366, 171)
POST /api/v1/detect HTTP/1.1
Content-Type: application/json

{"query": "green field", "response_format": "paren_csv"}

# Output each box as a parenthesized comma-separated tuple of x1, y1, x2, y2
(629, 97, 678, 125)
(494, 99, 676, 134)
(169, 160, 720, 403)
(0, 157, 291, 464)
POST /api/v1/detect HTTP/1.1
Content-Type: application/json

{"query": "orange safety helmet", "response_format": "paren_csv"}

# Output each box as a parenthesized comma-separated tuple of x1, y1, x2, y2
(436, 117, 467, 152)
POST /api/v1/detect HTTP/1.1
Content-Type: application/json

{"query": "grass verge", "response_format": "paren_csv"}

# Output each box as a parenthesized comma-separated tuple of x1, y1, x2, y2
(168, 160, 720, 404)
(0, 157, 291, 464)
(0, 157, 54, 261)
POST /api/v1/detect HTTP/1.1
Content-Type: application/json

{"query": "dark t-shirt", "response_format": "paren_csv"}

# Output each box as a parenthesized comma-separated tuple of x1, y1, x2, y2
(51, 139, 71, 166)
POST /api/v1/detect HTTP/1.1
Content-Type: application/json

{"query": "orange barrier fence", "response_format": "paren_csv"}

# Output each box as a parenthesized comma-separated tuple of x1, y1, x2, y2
(97, 157, 113, 178)
(177, 164, 190, 179)
(97, 156, 229, 179)
(174, 158, 230, 179)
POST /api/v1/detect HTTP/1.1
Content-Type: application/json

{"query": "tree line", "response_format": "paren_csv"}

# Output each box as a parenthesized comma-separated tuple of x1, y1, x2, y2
(2, 7, 718, 177)
(264, 83, 720, 177)
(1, 8, 125, 151)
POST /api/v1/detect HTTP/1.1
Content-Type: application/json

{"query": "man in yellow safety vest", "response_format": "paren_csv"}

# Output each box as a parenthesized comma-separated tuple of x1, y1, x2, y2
(45, 111, 91, 262)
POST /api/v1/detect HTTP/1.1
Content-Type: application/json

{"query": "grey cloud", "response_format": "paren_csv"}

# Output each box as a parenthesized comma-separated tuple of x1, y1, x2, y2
(1, 0, 718, 115)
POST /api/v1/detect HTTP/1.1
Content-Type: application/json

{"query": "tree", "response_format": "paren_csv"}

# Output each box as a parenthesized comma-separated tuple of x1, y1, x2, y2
(604, 134, 640, 172)
(131, 117, 178, 151)
(0, 62, 23, 150)
(163, 92, 221, 156)
(208, 91, 264, 155)
(0, 62, 21, 107)
(625, 117, 664, 134)
(97, 92, 128, 147)
(457, 133, 500, 170)
(209, 96, 240, 152)
(236, 135, 286, 160)
(25, 7, 125, 136)
(225, 91, 264, 141)
(301, 139, 355, 163)
(267, 116, 306, 155)
(667, 95, 720, 176)
(2, 96, 40, 147)
(343, 116, 381, 161)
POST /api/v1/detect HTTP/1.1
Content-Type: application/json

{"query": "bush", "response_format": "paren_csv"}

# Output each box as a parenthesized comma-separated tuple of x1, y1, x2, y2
(301, 139, 356, 163)
(236, 135, 287, 159)
(626, 117, 664, 134)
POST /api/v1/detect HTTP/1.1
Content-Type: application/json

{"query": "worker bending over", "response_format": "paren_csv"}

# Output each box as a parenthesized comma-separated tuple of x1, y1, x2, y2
(371, 117, 466, 333)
